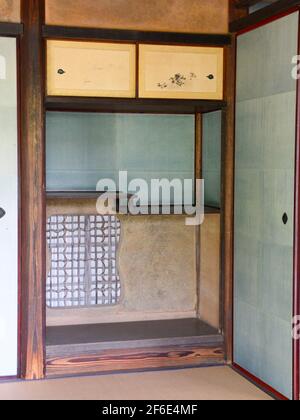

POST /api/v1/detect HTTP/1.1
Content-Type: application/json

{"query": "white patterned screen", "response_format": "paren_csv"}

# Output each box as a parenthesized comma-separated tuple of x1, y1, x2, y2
(46, 215, 121, 308)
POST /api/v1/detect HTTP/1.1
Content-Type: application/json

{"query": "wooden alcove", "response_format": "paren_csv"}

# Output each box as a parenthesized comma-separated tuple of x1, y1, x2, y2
(15, 0, 237, 381)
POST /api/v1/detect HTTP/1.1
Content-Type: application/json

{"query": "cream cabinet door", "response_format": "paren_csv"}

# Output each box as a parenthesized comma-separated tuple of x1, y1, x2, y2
(139, 44, 224, 100)
(0, 37, 18, 377)
(47, 40, 136, 98)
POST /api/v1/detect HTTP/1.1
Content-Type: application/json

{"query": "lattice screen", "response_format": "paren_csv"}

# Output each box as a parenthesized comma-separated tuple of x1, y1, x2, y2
(46, 215, 121, 308)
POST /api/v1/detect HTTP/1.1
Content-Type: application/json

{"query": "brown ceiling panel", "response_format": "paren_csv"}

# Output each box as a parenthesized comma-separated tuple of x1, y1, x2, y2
(45, 0, 229, 34)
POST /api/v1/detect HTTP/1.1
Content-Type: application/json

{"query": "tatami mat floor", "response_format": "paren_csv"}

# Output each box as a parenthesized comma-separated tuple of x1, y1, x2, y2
(0, 366, 272, 400)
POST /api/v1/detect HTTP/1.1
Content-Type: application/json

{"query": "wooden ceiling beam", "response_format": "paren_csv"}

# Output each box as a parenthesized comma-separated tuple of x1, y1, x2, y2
(235, 0, 277, 7)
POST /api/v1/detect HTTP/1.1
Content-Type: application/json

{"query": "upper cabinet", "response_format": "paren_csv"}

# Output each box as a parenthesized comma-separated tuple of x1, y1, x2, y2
(139, 45, 224, 100)
(47, 40, 224, 100)
(47, 41, 137, 98)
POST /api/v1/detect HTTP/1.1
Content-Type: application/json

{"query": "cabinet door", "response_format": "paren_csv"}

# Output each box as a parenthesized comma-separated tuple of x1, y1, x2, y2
(234, 12, 298, 399)
(0, 37, 18, 377)
(47, 40, 136, 98)
(139, 44, 224, 100)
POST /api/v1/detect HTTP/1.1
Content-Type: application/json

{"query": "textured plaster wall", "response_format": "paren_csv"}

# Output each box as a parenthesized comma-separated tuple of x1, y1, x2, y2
(46, 199, 197, 326)
(45, 0, 229, 34)
(0, 0, 20, 23)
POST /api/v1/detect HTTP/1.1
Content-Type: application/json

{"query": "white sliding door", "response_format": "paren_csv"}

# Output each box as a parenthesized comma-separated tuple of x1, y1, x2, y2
(234, 13, 298, 399)
(0, 37, 18, 377)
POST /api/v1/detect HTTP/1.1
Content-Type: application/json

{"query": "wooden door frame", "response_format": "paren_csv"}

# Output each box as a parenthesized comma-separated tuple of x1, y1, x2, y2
(19, 0, 46, 380)
(230, 7, 300, 401)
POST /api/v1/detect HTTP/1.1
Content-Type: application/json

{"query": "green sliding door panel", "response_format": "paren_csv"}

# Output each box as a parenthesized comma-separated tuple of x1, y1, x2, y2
(46, 113, 195, 205)
(202, 111, 222, 208)
(234, 12, 298, 399)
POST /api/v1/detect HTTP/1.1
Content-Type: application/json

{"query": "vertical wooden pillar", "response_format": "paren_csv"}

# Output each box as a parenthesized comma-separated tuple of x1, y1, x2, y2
(20, 0, 46, 380)
(221, 38, 236, 364)
(195, 113, 203, 316)
(228, 0, 248, 23)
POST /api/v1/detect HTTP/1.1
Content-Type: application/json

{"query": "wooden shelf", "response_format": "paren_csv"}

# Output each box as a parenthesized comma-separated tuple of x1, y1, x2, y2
(45, 96, 227, 115)
(46, 318, 223, 357)
(46, 191, 131, 200)
(46, 192, 220, 215)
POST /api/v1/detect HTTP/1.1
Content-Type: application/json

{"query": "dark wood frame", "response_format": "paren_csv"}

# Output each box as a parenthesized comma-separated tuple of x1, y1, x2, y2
(221, 39, 236, 365)
(19, 0, 46, 380)
(231, 7, 300, 401)
(42, 25, 231, 46)
(45, 97, 227, 115)
(0, 22, 23, 37)
(232, 364, 289, 401)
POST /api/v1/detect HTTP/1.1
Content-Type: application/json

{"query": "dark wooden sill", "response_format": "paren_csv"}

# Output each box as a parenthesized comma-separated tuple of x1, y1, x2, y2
(45, 96, 227, 115)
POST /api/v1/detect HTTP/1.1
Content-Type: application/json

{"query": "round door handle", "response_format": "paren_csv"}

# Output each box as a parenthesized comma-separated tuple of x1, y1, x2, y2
(0, 208, 6, 219)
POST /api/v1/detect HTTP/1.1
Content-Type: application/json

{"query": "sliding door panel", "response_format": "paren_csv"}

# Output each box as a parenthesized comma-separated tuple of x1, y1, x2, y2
(0, 37, 18, 376)
(234, 13, 298, 399)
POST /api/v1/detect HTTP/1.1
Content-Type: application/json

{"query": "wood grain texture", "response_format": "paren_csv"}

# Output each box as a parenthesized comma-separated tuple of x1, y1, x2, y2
(46, 345, 225, 378)
(221, 39, 235, 364)
(19, 0, 46, 380)
(0, 0, 20, 22)
(45, 0, 229, 34)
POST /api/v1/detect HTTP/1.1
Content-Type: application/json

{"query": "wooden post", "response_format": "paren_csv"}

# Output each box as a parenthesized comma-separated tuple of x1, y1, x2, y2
(221, 38, 236, 364)
(19, 0, 46, 380)
(229, 0, 248, 23)
(195, 113, 203, 316)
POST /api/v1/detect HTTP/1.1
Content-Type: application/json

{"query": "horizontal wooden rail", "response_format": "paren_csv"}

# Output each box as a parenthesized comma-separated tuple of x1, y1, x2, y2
(0, 22, 23, 37)
(43, 25, 232, 46)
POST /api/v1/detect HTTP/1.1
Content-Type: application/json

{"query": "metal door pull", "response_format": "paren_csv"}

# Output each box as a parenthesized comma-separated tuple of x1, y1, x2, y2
(0, 208, 6, 219)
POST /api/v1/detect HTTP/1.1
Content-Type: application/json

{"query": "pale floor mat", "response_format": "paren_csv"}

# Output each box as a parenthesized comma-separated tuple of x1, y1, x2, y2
(0, 367, 272, 400)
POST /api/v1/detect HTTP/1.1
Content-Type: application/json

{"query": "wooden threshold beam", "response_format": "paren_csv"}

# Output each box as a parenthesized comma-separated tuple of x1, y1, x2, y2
(46, 344, 225, 378)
